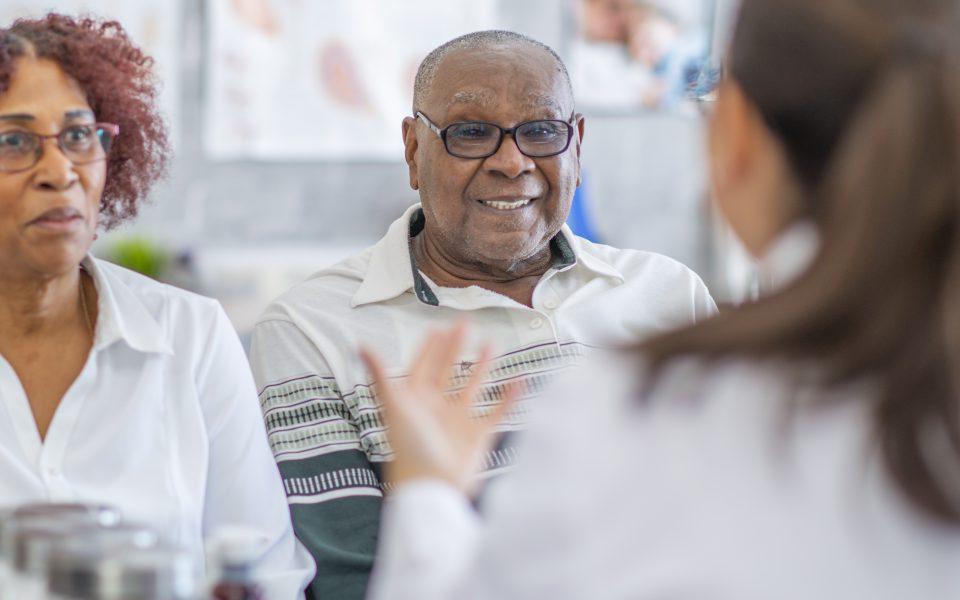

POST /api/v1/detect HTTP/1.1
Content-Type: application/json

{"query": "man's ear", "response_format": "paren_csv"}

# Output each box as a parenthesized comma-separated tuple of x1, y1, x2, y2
(574, 114, 585, 187)
(402, 116, 420, 190)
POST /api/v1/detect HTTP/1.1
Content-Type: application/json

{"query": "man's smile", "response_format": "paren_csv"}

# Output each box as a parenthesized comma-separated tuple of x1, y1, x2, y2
(476, 197, 536, 211)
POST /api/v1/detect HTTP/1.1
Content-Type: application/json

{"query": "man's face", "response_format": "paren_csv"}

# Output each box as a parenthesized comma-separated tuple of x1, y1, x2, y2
(404, 45, 584, 271)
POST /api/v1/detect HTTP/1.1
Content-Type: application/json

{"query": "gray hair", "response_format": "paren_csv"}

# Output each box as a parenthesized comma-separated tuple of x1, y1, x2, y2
(412, 30, 573, 113)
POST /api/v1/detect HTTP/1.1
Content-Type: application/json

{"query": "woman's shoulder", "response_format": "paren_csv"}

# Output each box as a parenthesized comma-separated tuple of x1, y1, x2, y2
(90, 257, 226, 334)
(553, 352, 847, 448)
(570, 352, 798, 409)
(648, 354, 800, 399)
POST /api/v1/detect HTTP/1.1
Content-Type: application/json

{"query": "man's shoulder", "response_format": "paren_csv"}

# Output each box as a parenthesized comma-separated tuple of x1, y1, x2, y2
(260, 246, 376, 322)
(92, 257, 224, 326)
(574, 236, 706, 286)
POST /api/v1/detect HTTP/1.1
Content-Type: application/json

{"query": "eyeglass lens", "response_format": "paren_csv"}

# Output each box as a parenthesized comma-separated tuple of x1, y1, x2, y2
(444, 120, 571, 158)
(0, 125, 117, 172)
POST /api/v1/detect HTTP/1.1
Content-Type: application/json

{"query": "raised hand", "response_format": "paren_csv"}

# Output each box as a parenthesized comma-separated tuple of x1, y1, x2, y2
(360, 323, 517, 496)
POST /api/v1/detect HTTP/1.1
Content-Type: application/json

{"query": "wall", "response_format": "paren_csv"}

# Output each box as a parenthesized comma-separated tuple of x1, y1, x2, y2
(97, 0, 717, 332)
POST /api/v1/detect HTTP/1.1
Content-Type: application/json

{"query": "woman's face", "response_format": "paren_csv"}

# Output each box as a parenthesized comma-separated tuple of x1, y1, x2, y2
(0, 56, 104, 280)
(707, 79, 798, 259)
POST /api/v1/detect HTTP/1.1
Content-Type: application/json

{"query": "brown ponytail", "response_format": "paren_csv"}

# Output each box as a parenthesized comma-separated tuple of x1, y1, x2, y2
(644, 0, 960, 522)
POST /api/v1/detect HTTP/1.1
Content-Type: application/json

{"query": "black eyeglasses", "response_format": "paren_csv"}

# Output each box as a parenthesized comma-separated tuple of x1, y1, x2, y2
(0, 123, 119, 173)
(416, 111, 576, 159)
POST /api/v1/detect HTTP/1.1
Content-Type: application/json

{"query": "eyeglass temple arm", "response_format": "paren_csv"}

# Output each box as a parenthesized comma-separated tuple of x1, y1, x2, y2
(415, 112, 443, 137)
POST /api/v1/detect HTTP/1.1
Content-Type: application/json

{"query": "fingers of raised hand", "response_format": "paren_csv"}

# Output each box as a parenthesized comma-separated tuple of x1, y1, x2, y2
(486, 379, 523, 427)
(408, 323, 469, 389)
(434, 322, 469, 388)
(408, 329, 446, 385)
(458, 344, 492, 409)
(360, 347, 394, 410)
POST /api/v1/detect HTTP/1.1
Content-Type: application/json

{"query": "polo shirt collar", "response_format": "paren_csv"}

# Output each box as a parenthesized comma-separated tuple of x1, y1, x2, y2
(82, 255, 174, 355)
(565, 232, 626, 283)
(350, 203, 625, 308)
(351, 204, 430, 307)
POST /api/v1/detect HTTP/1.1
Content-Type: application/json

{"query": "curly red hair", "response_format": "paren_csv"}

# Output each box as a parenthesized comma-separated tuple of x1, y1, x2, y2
(0, 13, 170, 229)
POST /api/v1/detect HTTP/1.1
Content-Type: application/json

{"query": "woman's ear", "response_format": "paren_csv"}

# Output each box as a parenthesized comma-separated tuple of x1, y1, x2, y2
(709, 79, 801, 258)
(710, 80, 753, 190)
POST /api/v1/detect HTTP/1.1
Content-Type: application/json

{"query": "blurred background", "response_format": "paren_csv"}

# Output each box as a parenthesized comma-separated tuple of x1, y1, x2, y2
(2, 0, 751, 341)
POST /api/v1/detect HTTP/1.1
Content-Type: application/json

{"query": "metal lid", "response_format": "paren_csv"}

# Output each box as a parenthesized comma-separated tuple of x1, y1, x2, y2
(11, 504, 120, 522)
(7, 513, 127, 578)
(0, 503, 121, 561)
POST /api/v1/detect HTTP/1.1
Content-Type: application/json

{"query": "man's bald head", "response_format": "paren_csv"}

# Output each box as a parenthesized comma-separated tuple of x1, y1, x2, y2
(412, 30, 574, 114)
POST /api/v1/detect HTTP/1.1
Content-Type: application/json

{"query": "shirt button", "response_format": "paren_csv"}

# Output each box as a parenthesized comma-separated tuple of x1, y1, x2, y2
(530, 317, 544, 329)
(544, 299, 558, 310)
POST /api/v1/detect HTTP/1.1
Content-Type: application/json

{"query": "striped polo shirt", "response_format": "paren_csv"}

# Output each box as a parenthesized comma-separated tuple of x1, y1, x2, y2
(249, 203, 717, 600)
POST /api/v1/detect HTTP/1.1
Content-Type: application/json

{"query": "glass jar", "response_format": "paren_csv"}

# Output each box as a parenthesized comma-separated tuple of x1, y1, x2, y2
(2, 504, 121, 600)
(93, 547, 202, 600)
(46, 523, 161, 599)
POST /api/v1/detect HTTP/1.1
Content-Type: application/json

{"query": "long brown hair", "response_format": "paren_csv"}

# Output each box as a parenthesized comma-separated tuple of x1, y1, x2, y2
(645, 0, 960, 522)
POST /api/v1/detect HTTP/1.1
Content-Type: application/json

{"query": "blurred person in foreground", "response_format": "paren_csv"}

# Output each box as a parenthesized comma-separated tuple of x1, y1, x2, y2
(363, 0, 960, 598)
(250, 29, 716, 599)
(0, 15, 312, 596)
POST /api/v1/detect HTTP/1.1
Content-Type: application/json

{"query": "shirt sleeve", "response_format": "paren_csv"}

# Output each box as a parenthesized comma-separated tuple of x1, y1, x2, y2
(366, 357, 639, 600)
(366, 481, 481, 600)
(692, 272, 719, 321)
(250, 318, 384, 600)
(196, 304, 315, 599)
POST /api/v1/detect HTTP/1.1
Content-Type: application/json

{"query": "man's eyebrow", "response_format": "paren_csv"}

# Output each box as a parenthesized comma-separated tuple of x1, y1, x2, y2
(446, 90, 498, 108)
(0, 113, 35, 121)
(526, 93, 564, 113)
(443, 91, 569, 116)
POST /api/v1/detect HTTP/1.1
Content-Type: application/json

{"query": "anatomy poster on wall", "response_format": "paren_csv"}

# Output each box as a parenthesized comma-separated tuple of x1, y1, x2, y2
(567, 0, 712, 113)
(0, 0, 182, 146)
(205, 0, 499, 161)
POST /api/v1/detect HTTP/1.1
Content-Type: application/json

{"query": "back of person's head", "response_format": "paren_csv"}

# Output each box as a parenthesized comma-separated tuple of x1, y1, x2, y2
(646, 0, 960, 522)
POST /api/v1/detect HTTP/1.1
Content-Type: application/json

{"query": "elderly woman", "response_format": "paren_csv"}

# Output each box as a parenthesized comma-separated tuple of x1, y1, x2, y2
(0, 14, 312, 596)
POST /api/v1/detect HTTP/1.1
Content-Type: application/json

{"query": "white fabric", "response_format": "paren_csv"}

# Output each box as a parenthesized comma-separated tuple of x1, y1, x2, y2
(757, 221, 820, 293)
(369, 356, 960, 600)
(0, 256, 314, 599)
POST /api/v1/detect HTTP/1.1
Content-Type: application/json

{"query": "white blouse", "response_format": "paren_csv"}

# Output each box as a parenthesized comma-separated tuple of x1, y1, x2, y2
(0, 256, 314, 598)
(369, 356, 960, 600)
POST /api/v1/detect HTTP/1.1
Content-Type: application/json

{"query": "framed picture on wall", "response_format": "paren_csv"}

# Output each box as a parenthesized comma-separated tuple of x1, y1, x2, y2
(204, 0, 499, 161)
(564, 0, 716, 114)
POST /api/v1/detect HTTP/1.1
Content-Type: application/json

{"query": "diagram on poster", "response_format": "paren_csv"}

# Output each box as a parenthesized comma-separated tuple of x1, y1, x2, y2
(205, 0, 498, 160)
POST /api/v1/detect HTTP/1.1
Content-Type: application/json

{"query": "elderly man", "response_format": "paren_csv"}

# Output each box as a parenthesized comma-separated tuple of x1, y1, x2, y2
(250, 30, 715, 599)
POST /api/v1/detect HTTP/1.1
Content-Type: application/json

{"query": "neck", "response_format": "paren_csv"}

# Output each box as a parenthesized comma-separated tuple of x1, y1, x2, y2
(413, 231, 554, 308)
(0, 265, 87, 340)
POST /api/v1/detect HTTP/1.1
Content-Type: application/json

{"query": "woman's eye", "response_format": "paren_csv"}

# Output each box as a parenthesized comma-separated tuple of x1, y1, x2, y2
(64, 126, 94, 143)
(0, 131, 31, 150)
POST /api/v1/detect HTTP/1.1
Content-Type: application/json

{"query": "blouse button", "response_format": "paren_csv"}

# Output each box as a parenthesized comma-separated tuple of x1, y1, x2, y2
(530, 317, 544, 329)
(544, 299, 558, 310)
